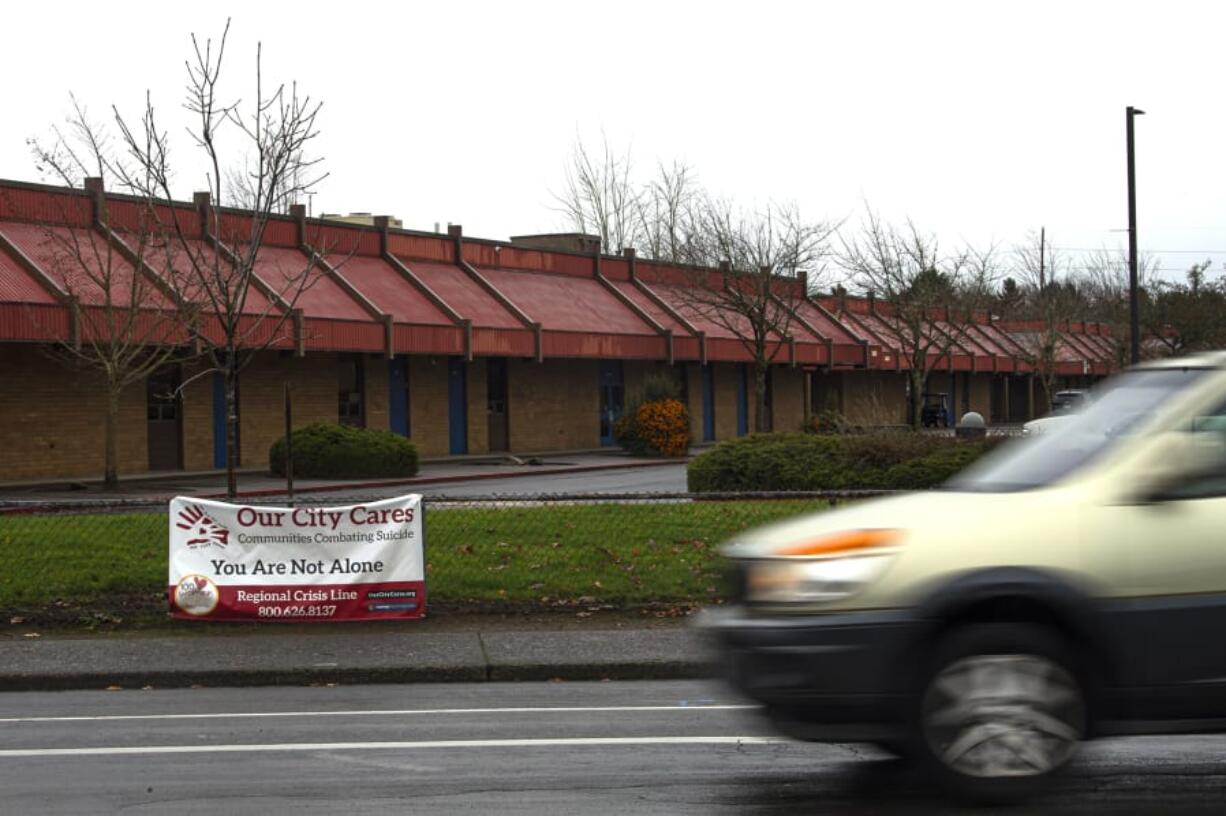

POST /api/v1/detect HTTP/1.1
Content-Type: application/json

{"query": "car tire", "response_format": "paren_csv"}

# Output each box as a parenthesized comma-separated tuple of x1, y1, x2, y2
(910, 623, 1087, 804)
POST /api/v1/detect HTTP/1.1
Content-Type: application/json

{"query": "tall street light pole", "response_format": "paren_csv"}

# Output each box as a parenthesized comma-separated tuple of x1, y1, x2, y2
(1127, 105, 1145, 365)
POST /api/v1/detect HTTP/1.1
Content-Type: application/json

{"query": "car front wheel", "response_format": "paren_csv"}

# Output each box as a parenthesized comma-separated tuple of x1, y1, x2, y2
(914, 623, 1087, 803)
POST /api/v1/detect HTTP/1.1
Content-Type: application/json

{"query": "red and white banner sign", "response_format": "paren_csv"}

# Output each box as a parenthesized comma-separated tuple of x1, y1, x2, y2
(168, 494, 425, 621)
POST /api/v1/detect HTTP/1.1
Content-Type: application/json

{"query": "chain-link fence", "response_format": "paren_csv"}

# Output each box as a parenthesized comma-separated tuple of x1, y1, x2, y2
(0, 491, 893, 621)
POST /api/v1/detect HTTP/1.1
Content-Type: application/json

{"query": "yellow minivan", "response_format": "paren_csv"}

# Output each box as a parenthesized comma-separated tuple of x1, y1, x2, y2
(702, 353, 1226, 801)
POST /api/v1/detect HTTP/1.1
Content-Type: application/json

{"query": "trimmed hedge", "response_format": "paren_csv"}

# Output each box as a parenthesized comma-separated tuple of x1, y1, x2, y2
(687, 432, 997, 492)
(269, 423, 419, 479)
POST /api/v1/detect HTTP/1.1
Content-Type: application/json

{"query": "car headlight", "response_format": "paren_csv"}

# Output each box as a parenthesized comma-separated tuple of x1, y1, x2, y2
(743, 528, 904, 605)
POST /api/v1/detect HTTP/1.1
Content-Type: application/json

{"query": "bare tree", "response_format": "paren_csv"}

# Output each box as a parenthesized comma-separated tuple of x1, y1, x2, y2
(838, 207, 999, 428)
(26, 101, 191, 488)
(1080, 248, 1158, 366)
(1142, 261, 1226, 356)
(635, 160, 698, 262)
(1011, 230, 1088, 411)
(36, 20, 331, 497)
(553, 135, 642, 253)
(552, 137, 836, 430)
(672, 197, 836, 431)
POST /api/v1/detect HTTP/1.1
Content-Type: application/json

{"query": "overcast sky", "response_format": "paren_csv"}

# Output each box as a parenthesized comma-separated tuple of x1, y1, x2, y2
(3, 0, 1224, 284)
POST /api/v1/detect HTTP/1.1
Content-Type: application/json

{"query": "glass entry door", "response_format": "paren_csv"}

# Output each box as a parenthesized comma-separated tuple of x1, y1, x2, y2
(598, 360, 624, 447)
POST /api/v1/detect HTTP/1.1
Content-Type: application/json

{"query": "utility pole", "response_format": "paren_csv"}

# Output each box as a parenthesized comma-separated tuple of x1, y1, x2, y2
(1039, 226, 1046, 292)
(1126, 106, 1145, 365)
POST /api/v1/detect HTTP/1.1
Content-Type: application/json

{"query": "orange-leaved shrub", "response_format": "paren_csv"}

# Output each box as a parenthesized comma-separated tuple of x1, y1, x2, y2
(615, 398, 690, 457)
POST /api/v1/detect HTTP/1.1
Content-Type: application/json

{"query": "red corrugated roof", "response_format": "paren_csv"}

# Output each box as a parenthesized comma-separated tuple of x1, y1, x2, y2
(610, 281, 689, 334)
(645, 282, 775, 340)
(253, 247, 370, 321)
(401, 259, 523, 329)
(851, 312, 905, 352)
(795, 300, 860, 345)
(337, 256, 453, 326)
(479, 267, 655, 335)
(0, 242, 56, 303)
(121, 233, 273, 315)
(0, 221, 173, 308)
(965, 324, 1008, 356)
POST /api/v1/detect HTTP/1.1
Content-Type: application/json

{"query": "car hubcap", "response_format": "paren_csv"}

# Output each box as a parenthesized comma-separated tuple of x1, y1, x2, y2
(922, 654, 1084, 778)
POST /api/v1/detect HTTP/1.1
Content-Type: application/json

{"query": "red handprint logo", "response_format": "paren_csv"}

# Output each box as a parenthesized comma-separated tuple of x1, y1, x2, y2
(176, 505, 230, 549)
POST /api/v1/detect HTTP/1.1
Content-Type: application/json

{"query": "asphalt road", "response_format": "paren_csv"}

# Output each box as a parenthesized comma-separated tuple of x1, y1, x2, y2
(3, 680, 1226, 815)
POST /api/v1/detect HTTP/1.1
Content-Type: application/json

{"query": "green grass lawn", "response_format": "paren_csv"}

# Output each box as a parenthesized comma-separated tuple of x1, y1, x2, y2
(0, 500, 828, 611)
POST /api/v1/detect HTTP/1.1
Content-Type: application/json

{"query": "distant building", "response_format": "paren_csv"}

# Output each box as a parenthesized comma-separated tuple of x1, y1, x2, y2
(321, 212, 403, 229)
(0, 178, 1114, 482)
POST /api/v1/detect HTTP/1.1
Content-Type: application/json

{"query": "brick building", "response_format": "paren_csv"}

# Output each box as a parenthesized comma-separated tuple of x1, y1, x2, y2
(0, 178, 1115, 481)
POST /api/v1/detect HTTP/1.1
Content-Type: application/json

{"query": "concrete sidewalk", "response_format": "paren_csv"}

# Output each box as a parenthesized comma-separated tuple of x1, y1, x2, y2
(0, 450, 688, 503)
(0, 621, 715, 691)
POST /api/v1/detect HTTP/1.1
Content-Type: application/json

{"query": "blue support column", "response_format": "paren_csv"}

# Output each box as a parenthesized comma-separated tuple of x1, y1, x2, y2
(389, 358, 409, 437)
(212, 371, 227, 468)
(702, 365, 715, 442)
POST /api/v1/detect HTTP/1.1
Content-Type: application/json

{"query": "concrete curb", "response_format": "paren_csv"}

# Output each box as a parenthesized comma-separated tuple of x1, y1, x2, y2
(0, 628, 716, 692)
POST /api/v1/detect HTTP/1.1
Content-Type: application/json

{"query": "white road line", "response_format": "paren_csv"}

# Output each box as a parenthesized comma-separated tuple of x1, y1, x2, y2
(0, 736, 787, 758)
(0, 704, 758, 724)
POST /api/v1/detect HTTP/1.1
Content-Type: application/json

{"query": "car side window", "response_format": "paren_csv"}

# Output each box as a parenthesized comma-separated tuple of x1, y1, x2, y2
(1163, 403, 1226, 500)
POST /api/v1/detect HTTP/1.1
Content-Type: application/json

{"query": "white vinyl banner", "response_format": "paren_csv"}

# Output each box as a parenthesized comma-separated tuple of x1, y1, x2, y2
(168, 494, 425, 621)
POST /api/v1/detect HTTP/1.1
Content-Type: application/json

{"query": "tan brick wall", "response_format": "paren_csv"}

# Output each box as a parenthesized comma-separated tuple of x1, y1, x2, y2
(772, 366, 805, 432)
(466, 357, 488, 455)
(239, 352, 337, 471)
(408, 357, 450, 457)
(366, 355, 390, 433)
(0, 344, 145, 480)
(967, 373, 993, 420)
(842, 370, 908, 426)
(682, 362, 702, 440)
(509, 358, 600, 451)
(712, 362, 743, 440)
(181, 360, 215, 471)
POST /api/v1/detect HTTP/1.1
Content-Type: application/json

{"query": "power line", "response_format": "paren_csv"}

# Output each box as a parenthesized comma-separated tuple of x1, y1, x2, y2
(1053, 246, 1226, 254)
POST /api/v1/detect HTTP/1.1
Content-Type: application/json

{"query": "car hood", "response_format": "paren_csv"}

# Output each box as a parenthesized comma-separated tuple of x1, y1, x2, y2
(722, 489, 1033, 559)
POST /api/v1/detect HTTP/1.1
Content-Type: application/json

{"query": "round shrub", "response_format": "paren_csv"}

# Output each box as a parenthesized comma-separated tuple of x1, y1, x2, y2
(269, 423, 419, 479)
(616, 398, 690, 457)
(686, 431, 997, 492)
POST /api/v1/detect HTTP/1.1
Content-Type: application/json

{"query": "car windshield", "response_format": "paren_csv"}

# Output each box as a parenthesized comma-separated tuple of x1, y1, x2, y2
(947, 367, 1211, 492)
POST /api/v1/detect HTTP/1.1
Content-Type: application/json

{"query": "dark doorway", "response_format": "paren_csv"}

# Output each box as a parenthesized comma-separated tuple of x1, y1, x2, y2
(1007, 375, 1031, 423)
(147, 366, 183, 472)
(487, 358, 509, 452)
(338, 355, 366, 427)
(989, 375, 1007, 424)
(599, 360, 624, 446)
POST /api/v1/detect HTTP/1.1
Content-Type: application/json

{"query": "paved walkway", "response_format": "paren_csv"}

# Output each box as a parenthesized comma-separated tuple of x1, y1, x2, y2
(0, 451, 689, 503)
(0, 617, 714, 691)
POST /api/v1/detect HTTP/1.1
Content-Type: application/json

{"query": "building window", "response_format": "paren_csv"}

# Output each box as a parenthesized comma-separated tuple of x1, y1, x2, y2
(339, 355, 366, 427)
